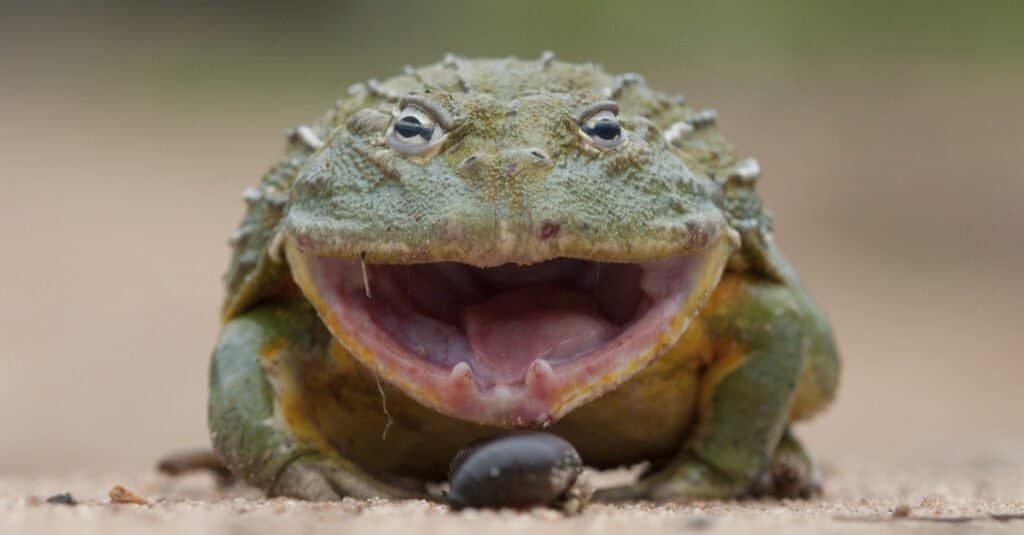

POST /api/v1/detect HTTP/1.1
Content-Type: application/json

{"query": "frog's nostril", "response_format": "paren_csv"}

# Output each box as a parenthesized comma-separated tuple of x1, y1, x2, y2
(457, 154, 483, 173)
(526, 148, 550, 163)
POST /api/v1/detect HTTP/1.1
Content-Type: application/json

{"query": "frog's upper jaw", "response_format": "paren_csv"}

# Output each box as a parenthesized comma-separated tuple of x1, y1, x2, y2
(286, 233, 736, 428)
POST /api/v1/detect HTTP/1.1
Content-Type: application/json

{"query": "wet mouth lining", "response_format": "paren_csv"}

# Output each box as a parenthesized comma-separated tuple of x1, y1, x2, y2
(307, 255, 707, 389)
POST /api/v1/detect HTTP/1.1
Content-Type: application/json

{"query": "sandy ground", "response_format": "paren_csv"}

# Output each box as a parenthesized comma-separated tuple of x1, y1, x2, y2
(3, 446, 1024, 535)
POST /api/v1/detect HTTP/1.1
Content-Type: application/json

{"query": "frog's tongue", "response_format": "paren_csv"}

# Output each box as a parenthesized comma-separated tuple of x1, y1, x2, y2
(462, 286, 617, 383)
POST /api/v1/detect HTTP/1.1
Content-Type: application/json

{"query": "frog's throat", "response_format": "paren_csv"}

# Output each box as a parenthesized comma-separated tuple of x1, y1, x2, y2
(286, 235, 735, 428)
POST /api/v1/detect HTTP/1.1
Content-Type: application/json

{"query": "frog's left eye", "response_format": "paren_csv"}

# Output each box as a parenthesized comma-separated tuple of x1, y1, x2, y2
(387, 106, 446, 156)
(579, 105, 626, 150)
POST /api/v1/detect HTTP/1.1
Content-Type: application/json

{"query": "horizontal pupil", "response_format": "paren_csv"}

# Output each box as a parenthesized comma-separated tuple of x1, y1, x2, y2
(395, 117, 434, 140)
(589, 120, 620, 140)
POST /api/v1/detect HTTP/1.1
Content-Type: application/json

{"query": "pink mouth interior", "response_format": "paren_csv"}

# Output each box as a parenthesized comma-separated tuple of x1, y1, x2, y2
(311, 256, 703, 390)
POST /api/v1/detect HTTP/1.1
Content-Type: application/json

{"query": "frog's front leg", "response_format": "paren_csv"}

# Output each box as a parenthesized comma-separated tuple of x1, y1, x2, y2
(208, 301, 422, 501)
(596, 276, 815, 502)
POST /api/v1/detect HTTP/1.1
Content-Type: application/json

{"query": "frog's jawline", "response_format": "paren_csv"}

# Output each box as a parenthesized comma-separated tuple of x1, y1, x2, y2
(302, 251, 713, 426)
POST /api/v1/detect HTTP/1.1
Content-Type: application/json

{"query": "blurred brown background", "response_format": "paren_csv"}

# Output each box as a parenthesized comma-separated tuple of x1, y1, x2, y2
(1, 1, 1021, 476)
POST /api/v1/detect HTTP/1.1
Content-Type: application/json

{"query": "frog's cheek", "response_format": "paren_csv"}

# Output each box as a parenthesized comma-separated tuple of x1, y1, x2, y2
(285, 234, 735, 428)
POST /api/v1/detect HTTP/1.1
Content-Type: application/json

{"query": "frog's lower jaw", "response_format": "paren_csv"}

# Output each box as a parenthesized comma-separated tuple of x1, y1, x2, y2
(286, 237, 734, 427)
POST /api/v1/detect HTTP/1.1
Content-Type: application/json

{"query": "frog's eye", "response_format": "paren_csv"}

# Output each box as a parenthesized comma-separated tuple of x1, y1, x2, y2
(579, 105, 626, 150)
(387, 106, 446, 156)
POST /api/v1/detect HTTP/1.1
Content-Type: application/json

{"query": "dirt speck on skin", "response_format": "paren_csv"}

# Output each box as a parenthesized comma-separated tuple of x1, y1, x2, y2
(108, 485, 149, 505)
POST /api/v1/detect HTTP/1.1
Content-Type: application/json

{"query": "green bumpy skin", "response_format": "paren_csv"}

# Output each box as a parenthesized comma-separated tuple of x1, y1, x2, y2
(208, 55, 839, 502)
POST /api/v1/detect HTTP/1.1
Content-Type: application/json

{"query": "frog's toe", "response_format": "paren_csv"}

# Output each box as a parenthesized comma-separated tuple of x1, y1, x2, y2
(591, 481, 649, 502)
(157, 448, 236, 487)
(750, 461, 821, 499)
(270, 460, 344, 501)
(750, 431, 822, 499)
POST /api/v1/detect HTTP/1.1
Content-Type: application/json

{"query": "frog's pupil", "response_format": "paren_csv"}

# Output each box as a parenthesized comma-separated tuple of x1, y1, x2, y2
(586, 119, 621, 141)
(395, 116, 434, 140)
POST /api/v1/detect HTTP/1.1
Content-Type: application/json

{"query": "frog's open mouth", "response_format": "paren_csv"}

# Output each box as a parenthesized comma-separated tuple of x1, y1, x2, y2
(287, 238, 734, 427)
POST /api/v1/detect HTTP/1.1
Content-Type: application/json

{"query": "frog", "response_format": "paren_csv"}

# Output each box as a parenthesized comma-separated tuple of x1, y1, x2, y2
(208, 53, 840, 503)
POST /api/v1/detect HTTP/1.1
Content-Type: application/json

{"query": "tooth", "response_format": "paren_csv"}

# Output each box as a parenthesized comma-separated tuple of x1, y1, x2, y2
(525, 360, 554, 390)
(449, 362, 476, 387)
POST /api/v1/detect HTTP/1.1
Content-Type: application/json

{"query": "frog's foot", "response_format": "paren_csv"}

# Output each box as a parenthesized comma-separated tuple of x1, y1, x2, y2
(749, 430, 822, 499)
(272, 454, 427, 501)
(595, 431, 822, 503)
(272, 456, 345, 501)
(593, 456, 748, 503)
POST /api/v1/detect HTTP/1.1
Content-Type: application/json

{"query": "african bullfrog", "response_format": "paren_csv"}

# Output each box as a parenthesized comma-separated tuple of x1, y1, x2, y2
(208, 53, 840, 502)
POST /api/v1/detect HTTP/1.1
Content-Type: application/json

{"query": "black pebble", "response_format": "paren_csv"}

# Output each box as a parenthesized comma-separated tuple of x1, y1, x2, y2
(45, 492, 76, 505)
(447, 432, 582, 510)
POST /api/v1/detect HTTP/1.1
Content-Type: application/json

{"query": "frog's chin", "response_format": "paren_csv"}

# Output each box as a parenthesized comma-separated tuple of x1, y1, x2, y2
(286, 237, 733, 428)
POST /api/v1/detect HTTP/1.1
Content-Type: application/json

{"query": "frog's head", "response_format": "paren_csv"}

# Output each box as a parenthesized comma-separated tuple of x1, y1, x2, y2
(283, 58, 738, 427)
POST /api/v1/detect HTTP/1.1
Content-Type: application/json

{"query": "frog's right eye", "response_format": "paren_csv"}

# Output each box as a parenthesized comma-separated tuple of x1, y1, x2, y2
(387, 106, 447, 156)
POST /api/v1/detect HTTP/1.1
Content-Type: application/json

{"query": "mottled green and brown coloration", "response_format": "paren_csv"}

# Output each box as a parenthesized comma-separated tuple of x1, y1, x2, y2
(209, 54, 839, 502)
